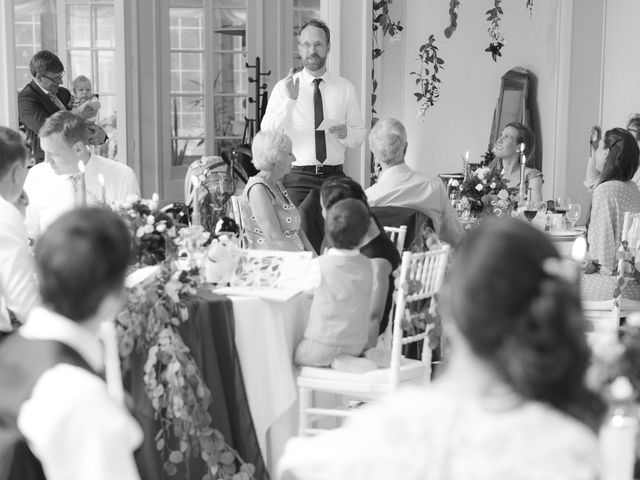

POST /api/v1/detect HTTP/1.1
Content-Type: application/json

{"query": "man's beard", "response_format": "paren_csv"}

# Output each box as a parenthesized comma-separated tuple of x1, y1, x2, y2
(303, 54, 326, 72)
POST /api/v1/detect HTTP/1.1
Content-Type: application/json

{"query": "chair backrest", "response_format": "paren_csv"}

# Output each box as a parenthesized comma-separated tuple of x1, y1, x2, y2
(389, 246, 450, 390)
(612, 212, 640, 323)
(229, 196, 245, 247)
(370, 206, 433, 251)
(383, 225, 407, 254)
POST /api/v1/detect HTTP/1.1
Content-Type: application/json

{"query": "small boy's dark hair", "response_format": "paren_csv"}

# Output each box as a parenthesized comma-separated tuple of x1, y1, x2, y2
(325, 198, 369, 249)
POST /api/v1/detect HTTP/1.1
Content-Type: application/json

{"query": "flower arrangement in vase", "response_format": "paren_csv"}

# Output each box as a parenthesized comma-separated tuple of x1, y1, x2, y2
(453, 166, 512, 217)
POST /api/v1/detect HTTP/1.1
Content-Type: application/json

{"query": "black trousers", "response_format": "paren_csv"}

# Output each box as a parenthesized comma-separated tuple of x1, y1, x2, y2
(282, 170, 347, 207)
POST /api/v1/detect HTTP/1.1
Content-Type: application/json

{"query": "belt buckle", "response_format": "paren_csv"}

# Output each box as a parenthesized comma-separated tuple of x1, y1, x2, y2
(315, 165, 324, 175)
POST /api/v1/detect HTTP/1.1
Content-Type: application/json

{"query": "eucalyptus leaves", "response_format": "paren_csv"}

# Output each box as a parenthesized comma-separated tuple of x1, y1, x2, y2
(411, 0, 534, 117)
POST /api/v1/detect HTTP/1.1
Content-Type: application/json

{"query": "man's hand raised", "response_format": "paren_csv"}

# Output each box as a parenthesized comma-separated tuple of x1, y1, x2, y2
(285, 68, 300, 100)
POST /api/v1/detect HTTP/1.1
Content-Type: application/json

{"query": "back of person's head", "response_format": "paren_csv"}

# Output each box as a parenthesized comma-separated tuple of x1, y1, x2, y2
(505, 122, 535, 158)
(29, 50, 64, 77)
(599, 127, 639, 184)
(35, 207, 131, 322)
(320, 176, 368, 211)
(39, 111, 89, 146)
(369, 117, 407, 167)
(0, 126, 28, 179)
(325, 198, 369, 249)
(626, 114, 640, 142)
(442, 217, 604, 430)
(299, 18, 331, 45)
(251, 130, 292, 171)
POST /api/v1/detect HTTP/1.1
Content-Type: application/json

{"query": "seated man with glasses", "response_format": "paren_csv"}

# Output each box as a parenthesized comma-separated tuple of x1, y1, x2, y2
(18, 50, 103, 164)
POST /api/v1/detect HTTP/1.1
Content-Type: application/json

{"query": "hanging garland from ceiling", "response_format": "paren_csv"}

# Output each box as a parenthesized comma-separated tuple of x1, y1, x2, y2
(412, 0, 533, 119)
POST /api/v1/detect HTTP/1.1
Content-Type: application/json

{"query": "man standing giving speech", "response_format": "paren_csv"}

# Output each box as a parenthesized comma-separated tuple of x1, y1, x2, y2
(261, 19, 366, 207)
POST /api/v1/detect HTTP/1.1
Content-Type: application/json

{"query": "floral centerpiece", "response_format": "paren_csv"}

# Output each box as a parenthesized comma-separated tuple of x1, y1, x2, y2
(589, 313, 640, 397)
(113, 196, 254, 479)
(453, 166, 512, 217)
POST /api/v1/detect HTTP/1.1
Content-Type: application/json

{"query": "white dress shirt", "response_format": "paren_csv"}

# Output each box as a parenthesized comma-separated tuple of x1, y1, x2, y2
(0, 194, 39, 331)
(18, 307, 143, 480)
(366, 163, 464, 246)
(261, 69, 366, 166)
(24, 153, 140, 238)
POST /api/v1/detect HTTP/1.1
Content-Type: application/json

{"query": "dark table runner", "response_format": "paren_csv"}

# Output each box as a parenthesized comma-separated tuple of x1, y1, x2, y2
(128, 290, 268, 480)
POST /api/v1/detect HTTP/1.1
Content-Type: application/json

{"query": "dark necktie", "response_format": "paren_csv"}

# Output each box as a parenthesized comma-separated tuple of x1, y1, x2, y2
(313, 78, 327, 163)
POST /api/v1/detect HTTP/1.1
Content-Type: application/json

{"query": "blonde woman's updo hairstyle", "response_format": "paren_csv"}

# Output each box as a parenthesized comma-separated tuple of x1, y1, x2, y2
(441, 217, 605, 431)
(251, 130, 293, 171)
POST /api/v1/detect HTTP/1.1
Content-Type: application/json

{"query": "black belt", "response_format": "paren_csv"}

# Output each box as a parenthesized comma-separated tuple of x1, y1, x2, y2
(290, 164, 343, 175)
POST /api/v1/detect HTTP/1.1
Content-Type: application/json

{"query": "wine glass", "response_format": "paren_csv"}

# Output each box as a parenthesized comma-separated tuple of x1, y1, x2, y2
(523, 198, 538, 221)
(567, 203, 582, 230)
(556, 197, 570, 216)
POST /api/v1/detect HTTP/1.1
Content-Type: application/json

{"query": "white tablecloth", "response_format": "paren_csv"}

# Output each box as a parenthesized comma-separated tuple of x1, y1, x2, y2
(229, 293, 312, 471)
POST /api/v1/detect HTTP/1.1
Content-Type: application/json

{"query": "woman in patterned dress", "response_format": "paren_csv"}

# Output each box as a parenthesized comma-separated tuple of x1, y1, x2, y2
(240, 130, 313, 251)
(582, 127, 640, 301)
(278, 218, 604, 480)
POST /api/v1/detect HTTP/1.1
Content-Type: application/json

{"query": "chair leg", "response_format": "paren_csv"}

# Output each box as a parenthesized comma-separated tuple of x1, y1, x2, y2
(298, 386, 311, 436)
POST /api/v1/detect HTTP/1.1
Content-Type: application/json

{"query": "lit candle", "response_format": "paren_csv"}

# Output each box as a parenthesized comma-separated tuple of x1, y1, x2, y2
(77, 160, 87, 206)
(464, 150, 470, 162)
(151, 192, 160, 210)
(191, 175, 201, 227)
(98, 173, 106, 204)
(99, 320, 125, 405)
(518, 143, 526, 202)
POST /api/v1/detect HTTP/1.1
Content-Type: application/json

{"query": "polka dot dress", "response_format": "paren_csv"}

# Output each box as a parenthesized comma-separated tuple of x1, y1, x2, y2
(239, 176, 304, 250)
(582, 181, 640, 301)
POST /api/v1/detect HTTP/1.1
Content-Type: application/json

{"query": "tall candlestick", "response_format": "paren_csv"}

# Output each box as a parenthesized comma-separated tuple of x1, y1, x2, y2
(518, 144, 526, 202)
(99, 320, 125, 405)
(191, 175, 201, 227)
(98, 173, 106, 204)
(77, 160, 87, 206)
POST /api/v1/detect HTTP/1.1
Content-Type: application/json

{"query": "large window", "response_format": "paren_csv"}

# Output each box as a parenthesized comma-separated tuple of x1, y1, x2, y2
(168, 0, 249, 171)
(63, 0, 117, 158)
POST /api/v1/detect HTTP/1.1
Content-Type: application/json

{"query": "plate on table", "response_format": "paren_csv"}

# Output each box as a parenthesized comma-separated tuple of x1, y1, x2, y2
(547, 230, 582, 240)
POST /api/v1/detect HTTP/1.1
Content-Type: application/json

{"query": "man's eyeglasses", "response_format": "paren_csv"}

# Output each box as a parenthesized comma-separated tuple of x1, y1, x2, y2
(41, 71, 65, 82)
(299, 42, 326, 51)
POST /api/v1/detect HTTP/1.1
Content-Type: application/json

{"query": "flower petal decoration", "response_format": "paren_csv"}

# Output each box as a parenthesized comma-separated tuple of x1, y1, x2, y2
(485, 42, 504, 61)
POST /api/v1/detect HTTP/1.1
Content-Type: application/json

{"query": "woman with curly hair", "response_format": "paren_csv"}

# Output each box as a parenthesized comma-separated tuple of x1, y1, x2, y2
(279, 218, 604, 480)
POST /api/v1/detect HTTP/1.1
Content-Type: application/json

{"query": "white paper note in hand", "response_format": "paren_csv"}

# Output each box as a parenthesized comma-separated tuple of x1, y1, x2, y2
(316, 118, 342, 131)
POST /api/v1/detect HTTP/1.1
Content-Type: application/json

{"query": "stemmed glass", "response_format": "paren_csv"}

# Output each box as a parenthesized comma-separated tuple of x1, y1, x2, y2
(556, 197, 570, 216)
(567, 203, 582, 230)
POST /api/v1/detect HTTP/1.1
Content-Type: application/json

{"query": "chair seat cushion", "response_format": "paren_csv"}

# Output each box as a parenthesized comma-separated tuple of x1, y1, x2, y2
(298, 357, 427, 386)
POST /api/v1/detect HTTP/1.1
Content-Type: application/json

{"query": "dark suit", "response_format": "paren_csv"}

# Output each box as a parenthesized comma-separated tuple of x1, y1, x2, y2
(18, 80, 71, 164)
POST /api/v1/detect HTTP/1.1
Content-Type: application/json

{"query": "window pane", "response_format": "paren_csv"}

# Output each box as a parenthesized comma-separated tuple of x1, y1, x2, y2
(171, 96, 204, 137)
(170, 0, 203, 7)
(172, 139, 204, 166)
(170, 52, 203, 93)
(97, 50, 116, 92)
(67, 4, 90, 47)
(98, 94, 117, 123)
(294, 0, 320, 8)
(68, 50, 92, 88)
(212, 8, 246, 51)
(214, 95, 245, 138)
(212, 53, 247, 94)
(94, 5, 115, 48)
(170, 8, 203, 29)
(212, 0, 246, 7)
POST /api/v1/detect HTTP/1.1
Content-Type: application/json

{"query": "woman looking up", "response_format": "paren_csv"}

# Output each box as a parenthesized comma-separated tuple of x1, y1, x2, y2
(491, 122, 543, 202)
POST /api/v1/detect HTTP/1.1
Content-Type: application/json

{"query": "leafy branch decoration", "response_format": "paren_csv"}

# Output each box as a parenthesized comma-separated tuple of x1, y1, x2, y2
(410, 34, 445, 120)
(444, 0, 461, 39)
(485, 0, 504, 61)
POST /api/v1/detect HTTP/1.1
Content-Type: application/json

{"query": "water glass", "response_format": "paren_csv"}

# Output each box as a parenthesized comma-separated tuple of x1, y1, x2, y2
(567, 203, 582, 230)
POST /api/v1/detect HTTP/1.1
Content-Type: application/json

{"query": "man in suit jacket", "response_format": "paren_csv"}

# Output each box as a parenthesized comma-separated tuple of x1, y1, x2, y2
(18, 50, 101, 164)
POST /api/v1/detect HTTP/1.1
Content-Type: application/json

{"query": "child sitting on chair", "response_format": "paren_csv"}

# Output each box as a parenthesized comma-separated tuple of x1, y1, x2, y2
(70, 75, 101, 122)
(295, 198, 374, 367)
